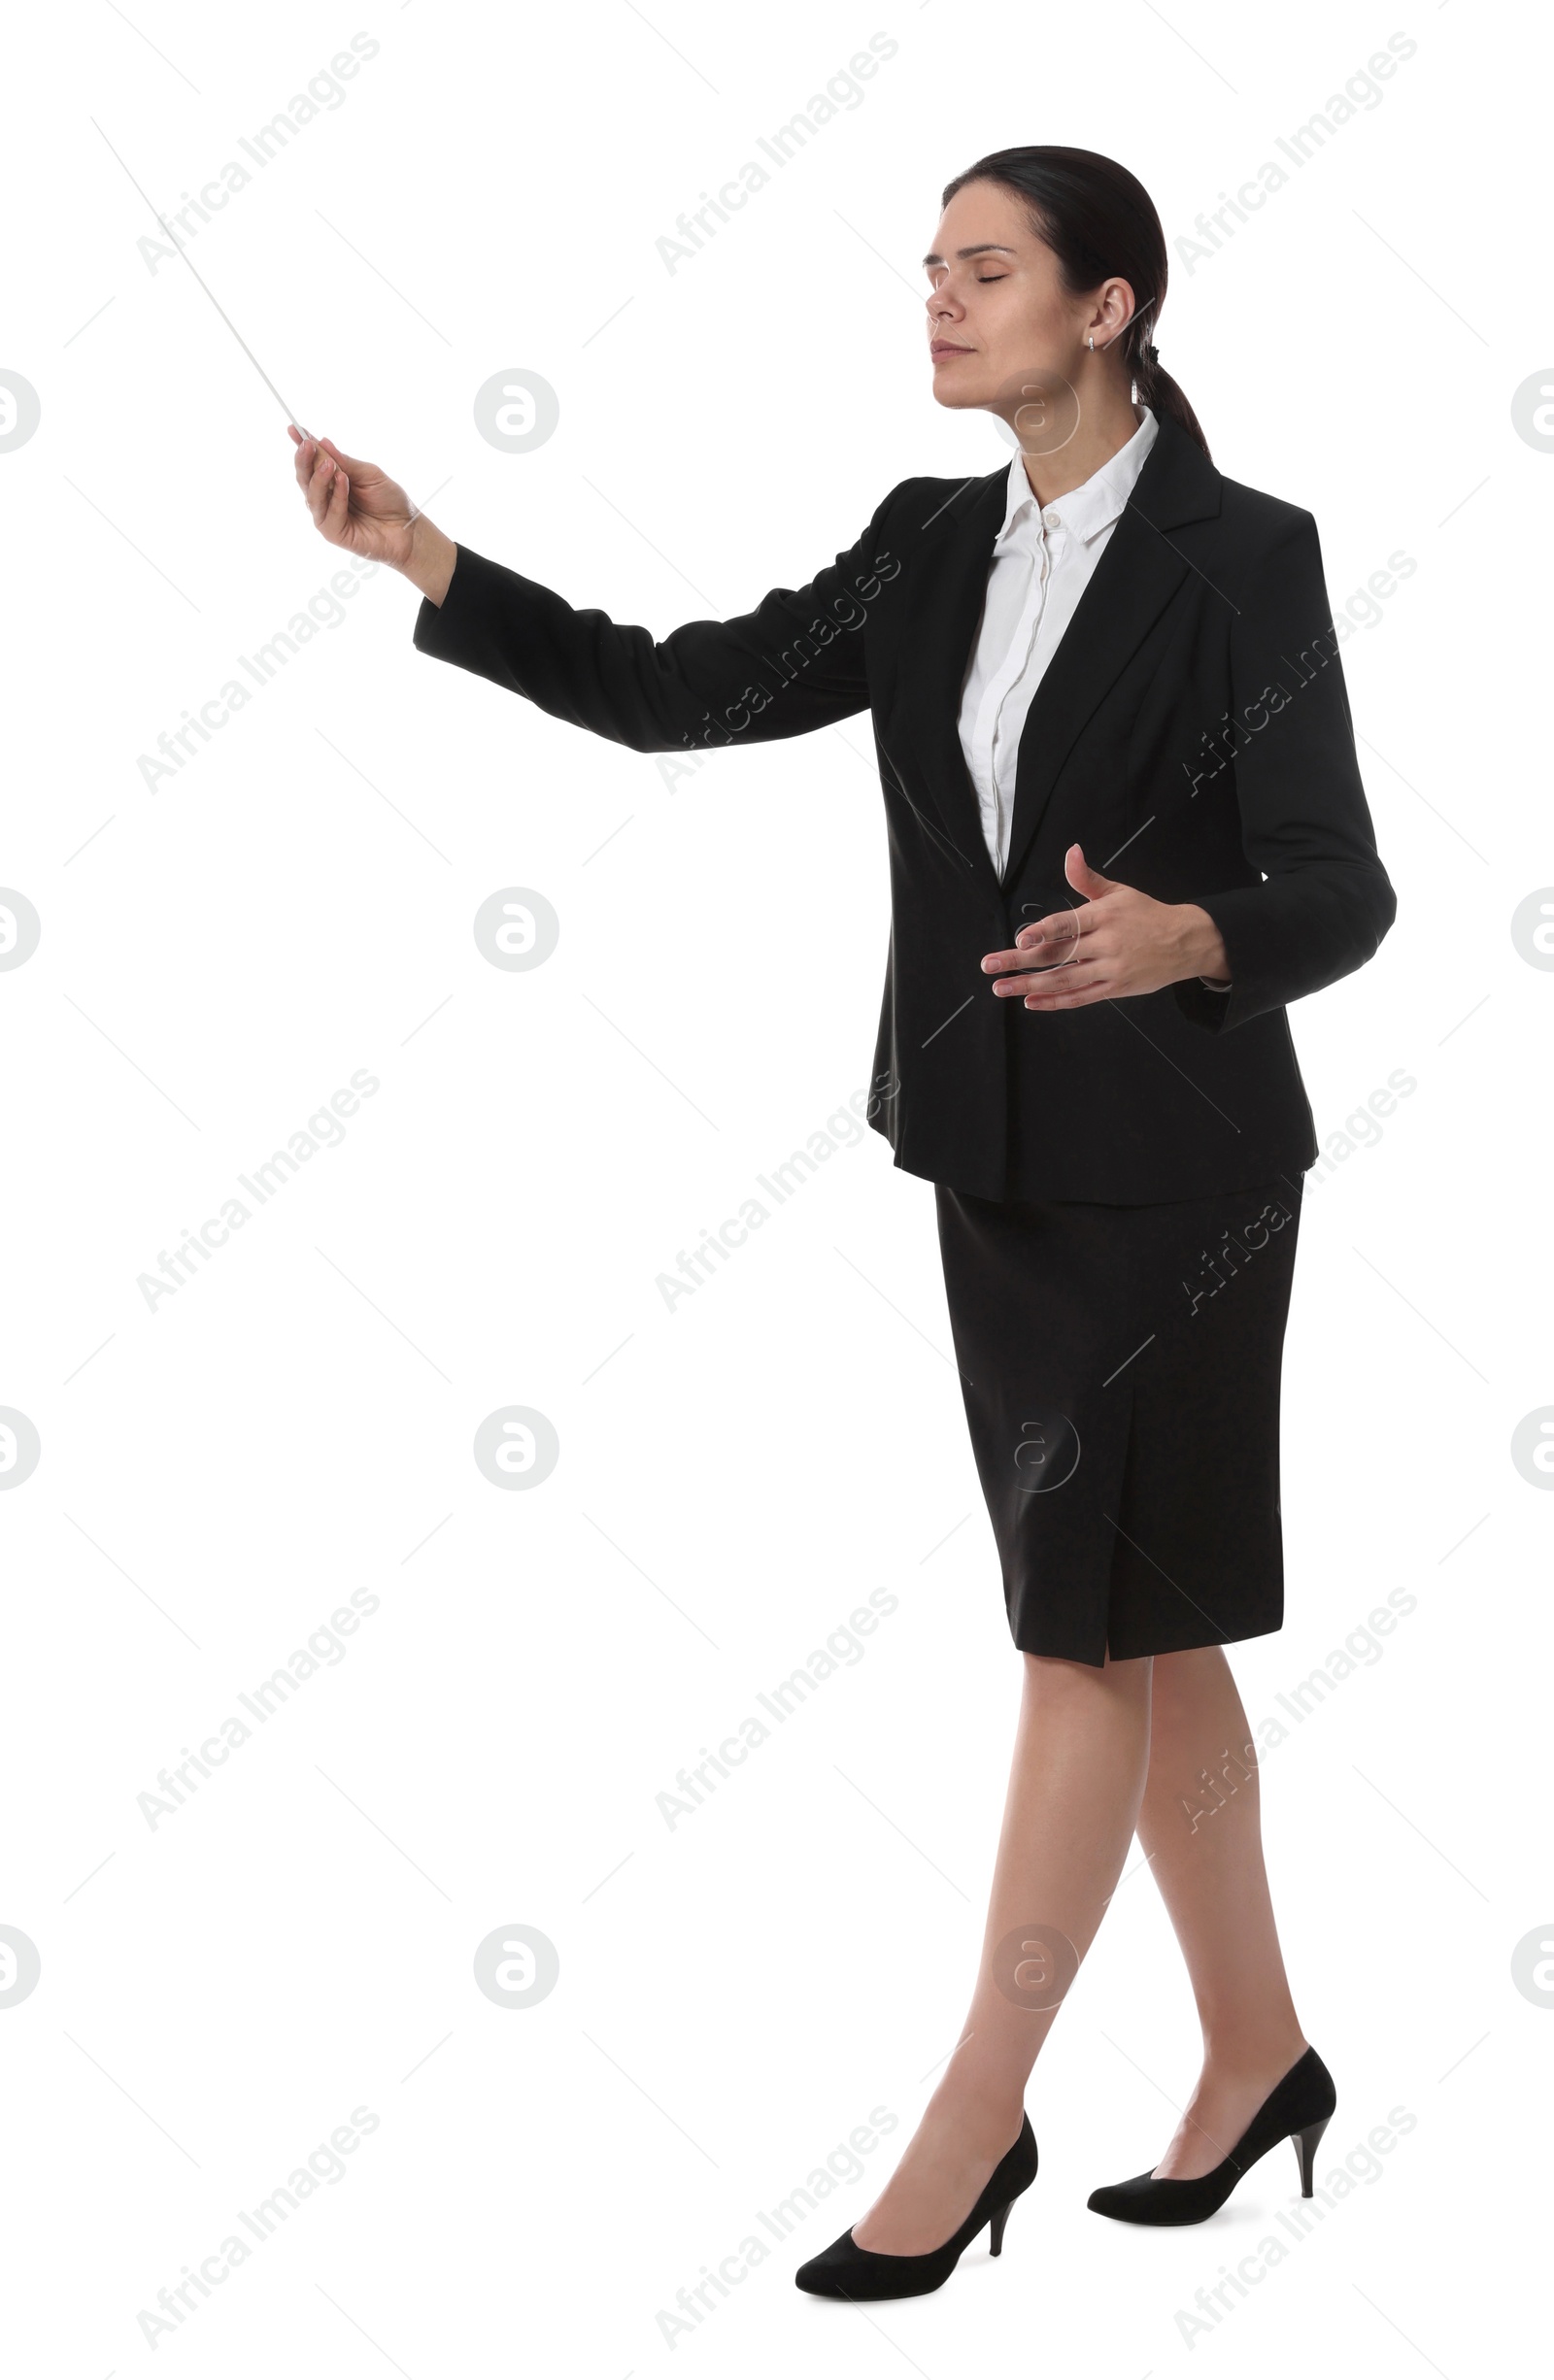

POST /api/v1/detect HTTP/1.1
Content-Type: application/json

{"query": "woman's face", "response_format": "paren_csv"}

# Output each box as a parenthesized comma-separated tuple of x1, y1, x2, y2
(924, 180, 1137, 437)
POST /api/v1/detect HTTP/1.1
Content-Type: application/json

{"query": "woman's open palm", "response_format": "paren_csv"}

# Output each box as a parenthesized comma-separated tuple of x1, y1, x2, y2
(287, 427, 416, 570)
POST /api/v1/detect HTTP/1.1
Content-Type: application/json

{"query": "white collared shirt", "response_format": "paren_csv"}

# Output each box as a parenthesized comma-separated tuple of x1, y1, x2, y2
(955, 406, 1230, 991)
(958, 405, 1159, 880)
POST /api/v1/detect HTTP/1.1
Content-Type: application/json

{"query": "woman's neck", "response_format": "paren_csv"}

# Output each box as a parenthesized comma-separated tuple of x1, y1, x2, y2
(1018, 397, 1145, 508)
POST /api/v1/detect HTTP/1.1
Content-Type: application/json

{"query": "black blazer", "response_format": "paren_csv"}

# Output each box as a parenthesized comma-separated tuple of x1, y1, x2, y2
(413, 412, 1396, 1203)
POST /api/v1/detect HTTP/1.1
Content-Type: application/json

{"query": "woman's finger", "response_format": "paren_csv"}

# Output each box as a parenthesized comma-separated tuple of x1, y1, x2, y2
(318, 435, 370, 478)
(327, 466, 350, 539)
(989, 951, 1085, 987)
(982, 930, 1083, 975)
(1023, 963, 1120, 1005)
(998, 955, 1108, 996)
(307, 451, 337, 527)
(1024, 984, 1112, 1009)
(1015, 908, 1086, 950)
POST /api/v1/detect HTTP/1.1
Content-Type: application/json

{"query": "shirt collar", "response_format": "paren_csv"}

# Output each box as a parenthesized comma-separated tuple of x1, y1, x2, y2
(997, 405, 1159, 548)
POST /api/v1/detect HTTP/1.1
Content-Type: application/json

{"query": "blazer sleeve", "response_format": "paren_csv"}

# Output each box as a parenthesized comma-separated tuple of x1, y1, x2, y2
(1172, 507, 1397, 1035)
(410, 495, 897, 754)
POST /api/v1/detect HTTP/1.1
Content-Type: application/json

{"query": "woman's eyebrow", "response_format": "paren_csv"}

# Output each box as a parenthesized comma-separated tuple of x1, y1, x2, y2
(922, 242, 1019, 266)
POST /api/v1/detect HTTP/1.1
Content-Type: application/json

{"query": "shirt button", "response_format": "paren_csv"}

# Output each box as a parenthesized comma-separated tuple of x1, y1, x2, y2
(1043, 509, 1062, 529)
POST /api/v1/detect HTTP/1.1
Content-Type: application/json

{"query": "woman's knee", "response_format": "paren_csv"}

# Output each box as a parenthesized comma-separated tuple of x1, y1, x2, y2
(1150, 1644, 1231, 1712)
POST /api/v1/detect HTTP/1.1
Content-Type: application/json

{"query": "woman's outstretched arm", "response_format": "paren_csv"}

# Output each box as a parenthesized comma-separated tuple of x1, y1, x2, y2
(288, 427, 893, 754)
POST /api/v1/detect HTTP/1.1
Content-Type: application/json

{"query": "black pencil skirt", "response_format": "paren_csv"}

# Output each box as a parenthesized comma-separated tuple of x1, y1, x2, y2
(934, 1172, 1304, 1666)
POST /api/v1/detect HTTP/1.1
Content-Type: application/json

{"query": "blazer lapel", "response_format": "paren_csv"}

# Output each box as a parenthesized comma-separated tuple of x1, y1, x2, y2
(901, 470, 1008, 889)
(999, 416, 1224, 893)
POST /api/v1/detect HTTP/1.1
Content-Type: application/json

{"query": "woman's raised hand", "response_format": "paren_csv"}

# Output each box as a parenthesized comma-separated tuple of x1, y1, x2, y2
(287, 427, 456, 602)
(288, 427, 414, 564)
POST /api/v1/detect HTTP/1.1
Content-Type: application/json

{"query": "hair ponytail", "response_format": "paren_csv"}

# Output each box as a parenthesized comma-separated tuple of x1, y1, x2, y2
(940, 146, 1211, 461)
(1141, 361, 1209, 459)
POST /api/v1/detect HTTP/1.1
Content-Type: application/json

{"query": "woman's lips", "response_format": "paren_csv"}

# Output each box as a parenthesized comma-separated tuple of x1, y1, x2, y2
(930, 343, 973, 358)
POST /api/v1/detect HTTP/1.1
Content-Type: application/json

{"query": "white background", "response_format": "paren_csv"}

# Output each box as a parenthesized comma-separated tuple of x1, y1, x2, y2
(2, 1, 1547, 2371)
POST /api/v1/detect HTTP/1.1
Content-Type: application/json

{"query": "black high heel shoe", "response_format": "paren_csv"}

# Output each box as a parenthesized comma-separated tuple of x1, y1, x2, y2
(1088, 2046, 1335, 2227)
(794, 2113, 1037, 2300)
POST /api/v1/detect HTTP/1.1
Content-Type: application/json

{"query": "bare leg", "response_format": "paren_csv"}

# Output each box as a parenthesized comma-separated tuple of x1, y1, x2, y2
(853, 1650, 1153, 2255)
(1132, 1646, 1308, 2178)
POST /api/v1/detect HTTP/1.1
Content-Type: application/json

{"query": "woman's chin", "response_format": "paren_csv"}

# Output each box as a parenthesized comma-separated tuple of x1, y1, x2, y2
(929, 371, 990, 411)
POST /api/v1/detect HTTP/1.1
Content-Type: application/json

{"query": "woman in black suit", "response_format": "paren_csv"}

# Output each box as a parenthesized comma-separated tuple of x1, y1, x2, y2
(291, 147, 1395, 2300)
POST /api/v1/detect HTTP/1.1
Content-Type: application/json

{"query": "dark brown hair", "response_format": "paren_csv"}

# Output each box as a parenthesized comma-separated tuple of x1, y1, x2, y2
(940, 146, 1210, 459)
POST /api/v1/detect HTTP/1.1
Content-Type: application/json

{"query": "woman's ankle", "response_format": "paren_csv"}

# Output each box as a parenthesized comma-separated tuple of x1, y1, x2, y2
(921, 2069, 1029, 2149)
(1197, 2028, 1308, 2085)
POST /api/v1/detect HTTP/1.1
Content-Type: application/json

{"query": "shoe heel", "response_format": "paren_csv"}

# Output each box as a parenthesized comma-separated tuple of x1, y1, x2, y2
(988, 2197, 1015, 2258)
(1293, 2117, 1330, 2197)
